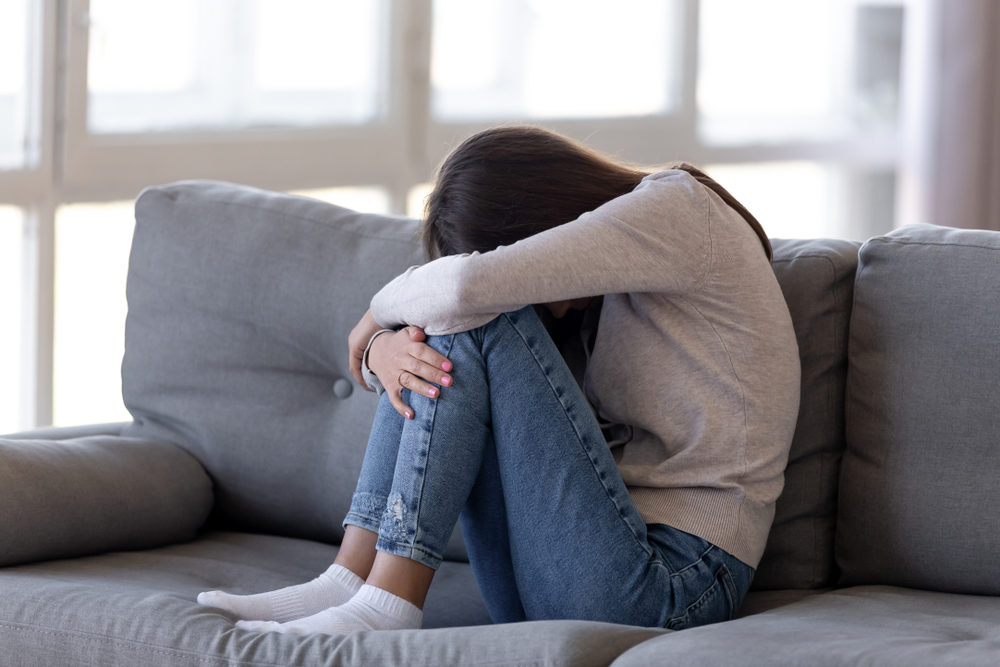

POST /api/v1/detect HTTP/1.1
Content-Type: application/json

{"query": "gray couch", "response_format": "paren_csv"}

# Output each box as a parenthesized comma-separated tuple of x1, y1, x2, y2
(2, 180, 999, 666)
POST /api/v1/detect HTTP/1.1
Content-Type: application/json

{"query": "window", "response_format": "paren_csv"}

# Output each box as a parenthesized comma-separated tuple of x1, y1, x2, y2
(52, 202, 134, 426)
(3, 0, 915, 432)
(431, 0, 678, 120)
(0, 0, 35, 170)
(698, 0, 902, 143)
(86, 0, 386, 133)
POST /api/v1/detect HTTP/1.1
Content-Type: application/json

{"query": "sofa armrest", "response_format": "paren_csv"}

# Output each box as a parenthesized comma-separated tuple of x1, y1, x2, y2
(1, 421, 132, 440)
(0, 435, 214, 567)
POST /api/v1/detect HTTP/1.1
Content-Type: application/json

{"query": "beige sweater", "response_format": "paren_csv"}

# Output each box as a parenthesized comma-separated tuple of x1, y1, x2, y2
(370, 170, 801, 567)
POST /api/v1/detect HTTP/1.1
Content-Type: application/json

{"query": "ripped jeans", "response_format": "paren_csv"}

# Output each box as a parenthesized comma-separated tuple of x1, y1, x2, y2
(342, 306, 754, 629)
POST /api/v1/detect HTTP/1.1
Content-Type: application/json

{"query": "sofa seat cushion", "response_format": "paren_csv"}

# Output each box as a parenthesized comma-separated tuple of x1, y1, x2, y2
(0, 531, 665, 667)
(611, 586, 1000, 667)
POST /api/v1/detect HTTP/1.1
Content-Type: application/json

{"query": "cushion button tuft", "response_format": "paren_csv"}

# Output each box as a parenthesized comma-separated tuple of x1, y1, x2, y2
(333, 378, 353, 399)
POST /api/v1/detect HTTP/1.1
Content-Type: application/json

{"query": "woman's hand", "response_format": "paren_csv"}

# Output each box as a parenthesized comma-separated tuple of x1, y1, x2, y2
(368, 326, 453, 419)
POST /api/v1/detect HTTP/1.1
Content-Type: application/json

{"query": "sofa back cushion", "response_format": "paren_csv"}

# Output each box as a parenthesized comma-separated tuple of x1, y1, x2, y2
(751, 238, 859, 590)
(123, 181, 424, 545)
(838, 224, 1000, 594)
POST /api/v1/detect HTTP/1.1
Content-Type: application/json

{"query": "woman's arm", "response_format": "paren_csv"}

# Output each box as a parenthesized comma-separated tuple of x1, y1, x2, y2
(371, 171, 711, 334)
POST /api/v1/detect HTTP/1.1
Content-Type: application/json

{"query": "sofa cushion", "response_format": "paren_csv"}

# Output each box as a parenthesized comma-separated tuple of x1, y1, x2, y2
(611, 586, 1000, 667)
(838, 224, 1000, 594)
(0, 435, 212, 566)
(0, 532, 665, 667)
(752, 239, 859, 590)
(122, 181, 431, 548)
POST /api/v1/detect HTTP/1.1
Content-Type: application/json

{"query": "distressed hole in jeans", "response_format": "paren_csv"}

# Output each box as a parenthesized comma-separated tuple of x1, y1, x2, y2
(382, 493, 410, 543)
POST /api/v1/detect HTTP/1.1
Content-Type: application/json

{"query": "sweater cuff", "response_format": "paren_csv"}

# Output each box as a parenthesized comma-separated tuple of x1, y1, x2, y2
(361, 328, 395, 395)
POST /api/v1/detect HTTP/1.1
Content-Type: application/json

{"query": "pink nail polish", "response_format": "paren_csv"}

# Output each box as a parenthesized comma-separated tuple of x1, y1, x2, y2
(404, 410, 413, 419)
(428, 387, 437, 397)
(442, 361, 453, 372)
(441, 376, 451, 386)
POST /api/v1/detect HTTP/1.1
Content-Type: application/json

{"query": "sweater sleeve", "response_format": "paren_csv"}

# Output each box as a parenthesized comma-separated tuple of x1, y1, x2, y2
(370, 170, 712, 334)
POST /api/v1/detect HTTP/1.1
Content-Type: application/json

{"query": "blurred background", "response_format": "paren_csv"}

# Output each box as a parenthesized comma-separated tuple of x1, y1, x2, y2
(1, 0, 997, 432)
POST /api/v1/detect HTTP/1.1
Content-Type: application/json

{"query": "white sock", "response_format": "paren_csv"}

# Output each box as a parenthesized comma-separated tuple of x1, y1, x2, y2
(197, 563, 363, 622)
(236, 584, 423, 636)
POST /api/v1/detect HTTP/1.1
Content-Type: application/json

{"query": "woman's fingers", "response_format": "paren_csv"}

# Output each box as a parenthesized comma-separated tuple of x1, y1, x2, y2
(405, 339, 453, 376)
(387, 388, 414, 420)
(404, 353, 453, 387)
(397, 369, 442, 399)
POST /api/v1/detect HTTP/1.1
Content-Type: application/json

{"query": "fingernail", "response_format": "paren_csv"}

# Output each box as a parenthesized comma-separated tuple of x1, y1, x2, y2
(404, 410, 413, 419)
(428, 387, 437, 397)
(442, 361, 453, 372)
(441, 375, 451, 386)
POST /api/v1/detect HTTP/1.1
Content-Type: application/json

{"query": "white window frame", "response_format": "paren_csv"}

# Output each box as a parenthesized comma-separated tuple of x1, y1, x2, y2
(0, 0, 57, 429)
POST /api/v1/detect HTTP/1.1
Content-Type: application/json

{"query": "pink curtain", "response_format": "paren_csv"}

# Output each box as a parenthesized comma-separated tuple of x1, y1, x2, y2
(900, 0, 1000, 231)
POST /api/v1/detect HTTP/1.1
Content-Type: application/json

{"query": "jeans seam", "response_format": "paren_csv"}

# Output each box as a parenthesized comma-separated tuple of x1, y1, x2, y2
(407, 332, 457, 566)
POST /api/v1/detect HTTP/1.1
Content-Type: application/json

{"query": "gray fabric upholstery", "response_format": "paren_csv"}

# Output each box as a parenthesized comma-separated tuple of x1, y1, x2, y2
(611, 586, 1000, 666)
(0, 531, 663, 667)
(838, 224, 1000, 594)
(120, 182, 458, 551)
(0, 435, 212, 567)
(1, 421, 129, 440)
(752, 239, 859, 590)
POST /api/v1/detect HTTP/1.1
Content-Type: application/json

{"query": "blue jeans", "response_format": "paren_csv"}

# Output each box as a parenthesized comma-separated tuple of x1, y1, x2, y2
(344, 306, 754, 629)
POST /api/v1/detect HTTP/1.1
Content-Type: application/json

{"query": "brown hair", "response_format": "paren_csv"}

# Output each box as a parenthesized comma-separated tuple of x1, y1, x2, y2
(423, 125, 771, 261)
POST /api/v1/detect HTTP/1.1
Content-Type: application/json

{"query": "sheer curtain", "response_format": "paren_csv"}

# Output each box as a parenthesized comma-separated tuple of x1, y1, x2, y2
(900, 0, 1000, 231)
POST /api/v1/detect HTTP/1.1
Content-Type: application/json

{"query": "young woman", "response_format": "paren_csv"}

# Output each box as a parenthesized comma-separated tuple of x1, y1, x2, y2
(198, 125, 801, 635)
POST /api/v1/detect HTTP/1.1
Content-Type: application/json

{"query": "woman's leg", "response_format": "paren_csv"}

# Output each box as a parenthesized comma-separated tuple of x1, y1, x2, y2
(238, 328, 494, 634)
(334, 305, 748, 629)
(235, 305, 751, 632)
(459, 306, 753, 627)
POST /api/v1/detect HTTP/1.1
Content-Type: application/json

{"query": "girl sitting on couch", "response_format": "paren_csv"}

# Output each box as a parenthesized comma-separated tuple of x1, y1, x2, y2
(198, 125, 801, 635)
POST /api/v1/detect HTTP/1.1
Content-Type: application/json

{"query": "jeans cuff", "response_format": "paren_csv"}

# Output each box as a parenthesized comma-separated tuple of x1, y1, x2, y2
(343, 491, 387, 533)
(375, 537, 443, 571)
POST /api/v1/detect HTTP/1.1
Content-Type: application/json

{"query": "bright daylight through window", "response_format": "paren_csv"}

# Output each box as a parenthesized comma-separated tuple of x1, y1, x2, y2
(0, 0, 32, 169)
(87, 0, 385, 133)
(432, 0, 676, 120)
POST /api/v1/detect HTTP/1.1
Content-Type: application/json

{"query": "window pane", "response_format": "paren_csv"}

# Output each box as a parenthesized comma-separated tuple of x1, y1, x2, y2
(290, 186, 390, 214)
(432, 0, 678, 120)
(88, 0, 385, 133)
(53, 202, 134, 426)
(698, 0, 904, 142)
(0, 207, 23, 433)
(407, 183, 433, 220)
(706, 162, 895, 241)
(0, 0, 32, 169)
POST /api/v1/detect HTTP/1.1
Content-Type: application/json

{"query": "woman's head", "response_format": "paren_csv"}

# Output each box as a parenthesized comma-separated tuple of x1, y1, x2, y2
(422, 125, 771, 261)
(422, 125, 648, 259)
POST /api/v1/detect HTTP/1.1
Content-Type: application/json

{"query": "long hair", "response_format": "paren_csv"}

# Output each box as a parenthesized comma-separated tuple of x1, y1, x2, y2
(423, 125, 771, 261)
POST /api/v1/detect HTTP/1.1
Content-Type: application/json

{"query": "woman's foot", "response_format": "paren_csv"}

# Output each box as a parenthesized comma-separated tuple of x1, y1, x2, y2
(236, 584, 422, 635)
(197, 563, 363, 622)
